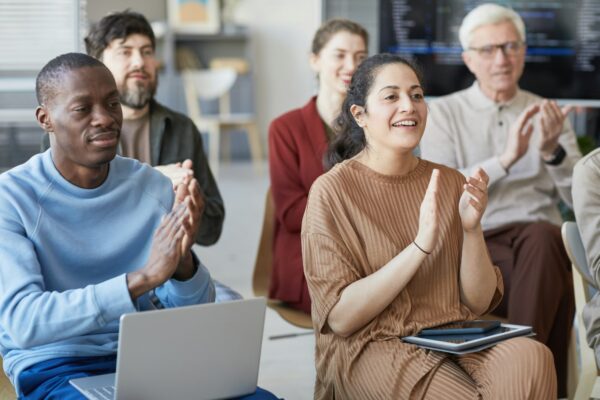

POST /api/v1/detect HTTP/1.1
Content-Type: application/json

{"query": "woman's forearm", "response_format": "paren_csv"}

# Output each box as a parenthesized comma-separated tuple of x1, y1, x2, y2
(327, 242, 428, 337)
(459, 226, 497, 315)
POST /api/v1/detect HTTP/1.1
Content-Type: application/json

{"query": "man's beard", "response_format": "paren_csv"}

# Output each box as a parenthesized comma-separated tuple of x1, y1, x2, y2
(120, 77, 157, 110)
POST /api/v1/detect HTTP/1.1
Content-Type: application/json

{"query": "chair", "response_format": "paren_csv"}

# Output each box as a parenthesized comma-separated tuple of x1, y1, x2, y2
(0, 358, 16, 400)
(182, 68, 263, 176)
(252, 187, 313, 330)
(561, 221, 600, 399)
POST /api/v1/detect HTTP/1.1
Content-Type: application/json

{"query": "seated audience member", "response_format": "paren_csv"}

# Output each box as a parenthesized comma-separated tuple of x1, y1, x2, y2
(302, 53, 556, 399)
(43, 10, 239, 302)
(44, 11, 224, 245)
(269, 19, 368, 313)
(419, 4, 580, 395)
(0, 53, 275, 400)
(573, 148, 600, 366)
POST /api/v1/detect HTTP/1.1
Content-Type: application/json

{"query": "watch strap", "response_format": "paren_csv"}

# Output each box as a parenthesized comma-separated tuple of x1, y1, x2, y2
(543, 144, 566, 166)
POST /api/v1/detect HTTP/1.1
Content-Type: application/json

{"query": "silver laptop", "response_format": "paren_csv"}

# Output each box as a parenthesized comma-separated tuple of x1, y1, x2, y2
(70, 298, 267, 400)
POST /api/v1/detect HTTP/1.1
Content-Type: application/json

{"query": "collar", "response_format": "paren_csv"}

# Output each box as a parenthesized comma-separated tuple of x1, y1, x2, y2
(466, 81, 523, 111)
(300, 96, 329, 162)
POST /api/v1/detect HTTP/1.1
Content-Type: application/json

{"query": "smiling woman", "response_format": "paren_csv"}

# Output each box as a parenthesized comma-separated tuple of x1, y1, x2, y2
(347, 62, 427, 167)
(268, 18, 368, 315)
(302, 53, 557, 399)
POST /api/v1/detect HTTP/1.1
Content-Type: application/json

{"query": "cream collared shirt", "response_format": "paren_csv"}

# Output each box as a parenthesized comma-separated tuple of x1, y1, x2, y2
(421, 82, 581, 231)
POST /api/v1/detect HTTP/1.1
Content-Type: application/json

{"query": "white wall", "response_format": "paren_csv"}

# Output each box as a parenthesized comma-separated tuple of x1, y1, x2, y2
(87, 0, 322, 154)
(233, 0, 322, 147)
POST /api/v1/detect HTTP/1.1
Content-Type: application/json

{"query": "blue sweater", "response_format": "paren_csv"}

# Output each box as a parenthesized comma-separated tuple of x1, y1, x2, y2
(0, 150, 214, 389)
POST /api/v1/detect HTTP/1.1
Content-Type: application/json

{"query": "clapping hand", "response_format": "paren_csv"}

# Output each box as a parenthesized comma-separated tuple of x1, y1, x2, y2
(154, 159, 194, 188)
(415, 169, 441, 254)
(499, 103, 540, 170)
(174, 174, 204, 257)
(144, 202, 188, 285)
(459, 168, 489, 232)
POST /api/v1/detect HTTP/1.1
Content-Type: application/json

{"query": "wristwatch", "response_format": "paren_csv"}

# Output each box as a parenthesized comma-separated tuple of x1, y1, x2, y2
(543, 144, 566, 166)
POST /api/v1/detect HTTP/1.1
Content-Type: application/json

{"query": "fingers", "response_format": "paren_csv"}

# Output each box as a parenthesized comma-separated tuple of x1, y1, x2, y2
(541, 100, 572, 126)
(187, 179, 202, 210)
(168, 201, 189, 240)
(157, 202, 187, 235)
(561, 105, 574, 118)
(468, 197, 484, 213)
(174, 174, 191, 205)
(471, 167, 489, 186)
(522, 120, 534, 140)
(463, 168, 488, 213)
(182, 178, 204, 252)
(155, 163, 194, 188)
(516, 103, 540, 133)
(541, 100, 561, 126)
(464, 180, 486, 201)
(181, 159, 193, 170)
(425, 169, 440, 197)
(175, 178, 201, 219)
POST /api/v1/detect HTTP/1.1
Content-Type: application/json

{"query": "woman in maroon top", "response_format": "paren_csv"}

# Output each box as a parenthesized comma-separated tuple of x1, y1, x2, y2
(268, 19, 368, 313)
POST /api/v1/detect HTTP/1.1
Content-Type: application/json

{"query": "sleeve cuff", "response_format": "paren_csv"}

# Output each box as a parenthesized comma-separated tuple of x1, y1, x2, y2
(477, 157, 507, 186)
(93, 274, 137, 325)
(159, 255, 215, 303)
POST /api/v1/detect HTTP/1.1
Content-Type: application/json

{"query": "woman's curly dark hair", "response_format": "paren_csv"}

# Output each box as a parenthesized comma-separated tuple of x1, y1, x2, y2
(324, 53, 423, 170)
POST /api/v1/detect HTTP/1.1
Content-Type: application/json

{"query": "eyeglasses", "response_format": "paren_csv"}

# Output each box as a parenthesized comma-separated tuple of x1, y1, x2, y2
(468, 41, 525, 58)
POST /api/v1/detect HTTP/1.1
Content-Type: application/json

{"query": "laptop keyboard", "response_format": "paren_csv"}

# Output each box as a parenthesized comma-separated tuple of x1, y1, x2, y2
(84, 385, 115, 400)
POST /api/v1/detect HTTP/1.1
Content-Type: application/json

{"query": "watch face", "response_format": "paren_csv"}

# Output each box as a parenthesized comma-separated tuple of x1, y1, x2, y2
(545, 145, 566, 166)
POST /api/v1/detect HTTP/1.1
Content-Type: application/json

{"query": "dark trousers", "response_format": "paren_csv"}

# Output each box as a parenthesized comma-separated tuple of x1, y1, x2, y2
(18, 355, 279, 400)
(484, 221, 574, 398)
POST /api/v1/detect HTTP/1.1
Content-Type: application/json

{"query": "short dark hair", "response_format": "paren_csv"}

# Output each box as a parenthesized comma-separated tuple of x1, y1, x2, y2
(85, 10, 155, 59)
(325, 54, 423, 170)
(36, 52, 106, 105)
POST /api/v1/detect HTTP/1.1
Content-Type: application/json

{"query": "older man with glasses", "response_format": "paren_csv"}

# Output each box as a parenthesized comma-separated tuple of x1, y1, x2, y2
(420, 3, 581, 397)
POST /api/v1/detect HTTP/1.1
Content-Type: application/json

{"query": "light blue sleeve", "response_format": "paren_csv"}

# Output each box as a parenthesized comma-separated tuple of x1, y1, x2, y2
(154, 253, 216, 307)
(0, 222, 136, 350)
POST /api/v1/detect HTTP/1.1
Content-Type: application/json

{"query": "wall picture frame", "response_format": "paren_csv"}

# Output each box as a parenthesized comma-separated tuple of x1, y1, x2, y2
(168, 0, 221, 34)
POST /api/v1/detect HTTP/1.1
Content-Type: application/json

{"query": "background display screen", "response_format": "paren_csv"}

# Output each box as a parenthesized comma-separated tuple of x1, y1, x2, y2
(379, 0, 600, 101)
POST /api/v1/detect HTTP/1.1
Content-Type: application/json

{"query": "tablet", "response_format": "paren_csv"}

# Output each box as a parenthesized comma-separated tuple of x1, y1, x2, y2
(419, 320, 501, 335)
(402, 323, 532, 353)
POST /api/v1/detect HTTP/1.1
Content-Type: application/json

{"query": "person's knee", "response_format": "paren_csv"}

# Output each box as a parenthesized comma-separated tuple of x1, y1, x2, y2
(519, 222, 569, 273)
(520, 222, 561, 247)
(490, 338, 556, 396)
(507, 338, 555, 381)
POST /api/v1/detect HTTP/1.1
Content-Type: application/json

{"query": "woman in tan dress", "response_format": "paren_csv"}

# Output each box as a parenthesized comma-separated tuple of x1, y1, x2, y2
(301, 54, 557, 399)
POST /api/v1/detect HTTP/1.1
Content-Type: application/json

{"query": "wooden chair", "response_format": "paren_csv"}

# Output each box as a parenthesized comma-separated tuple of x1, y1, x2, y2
(182, 68, 263, 176)
(561, 221, 600, 399)
(0, 357, 16, 400)
(252, 187, 313, 330)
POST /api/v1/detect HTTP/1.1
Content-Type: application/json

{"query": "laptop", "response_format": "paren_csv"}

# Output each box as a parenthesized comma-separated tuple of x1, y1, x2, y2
(70, 298, 267, 400)
(402, 323, 532, 354)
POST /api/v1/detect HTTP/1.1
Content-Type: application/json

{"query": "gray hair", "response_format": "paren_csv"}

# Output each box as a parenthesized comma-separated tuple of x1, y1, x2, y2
(458, 3, 526, 50)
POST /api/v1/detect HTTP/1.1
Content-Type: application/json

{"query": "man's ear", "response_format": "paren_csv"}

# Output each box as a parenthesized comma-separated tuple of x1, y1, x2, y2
(350, 104, 365, 127)
(35, 105, 53, 133)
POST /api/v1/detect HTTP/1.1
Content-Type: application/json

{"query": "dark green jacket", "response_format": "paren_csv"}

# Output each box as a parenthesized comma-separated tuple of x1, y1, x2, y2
(42, 100, 224, 245)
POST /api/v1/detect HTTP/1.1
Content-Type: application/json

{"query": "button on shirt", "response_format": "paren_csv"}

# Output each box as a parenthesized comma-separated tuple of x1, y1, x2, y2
(420, 82, 581, 231)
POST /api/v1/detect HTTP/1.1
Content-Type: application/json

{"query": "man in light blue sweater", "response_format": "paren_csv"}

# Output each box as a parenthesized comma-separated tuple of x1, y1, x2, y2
(0, 54, 275, 400)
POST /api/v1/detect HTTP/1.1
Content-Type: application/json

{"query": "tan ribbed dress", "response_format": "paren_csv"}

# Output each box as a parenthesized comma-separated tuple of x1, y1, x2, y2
(302, 159, 557, 399)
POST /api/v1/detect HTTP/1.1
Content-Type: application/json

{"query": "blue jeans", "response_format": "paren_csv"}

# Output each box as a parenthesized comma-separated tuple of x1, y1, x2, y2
(18, 356, 278, 399)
